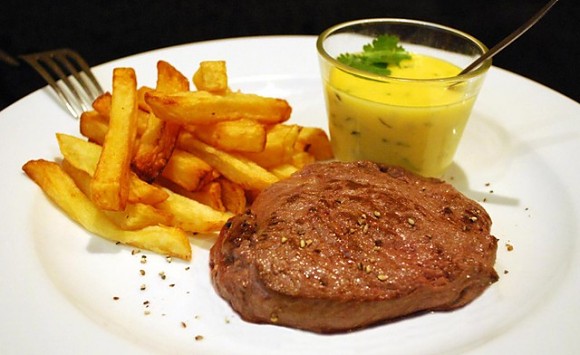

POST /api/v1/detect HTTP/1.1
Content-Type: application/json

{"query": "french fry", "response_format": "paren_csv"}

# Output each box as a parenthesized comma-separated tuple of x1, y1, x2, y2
(57, 133, 169, 205)
(218, 178, 247, 214)
(145, 90, 292, 125)
(80, 110, 108, 144)
(177, 132, 279, 191)
(135, 108, 152, 136)
(155, 187, 232, 233)
(24, 59, 337, 261)
(80, 108, 148, 144)
(132, 61, 188, 182)
(269, 163, 299, 180)
(126, 174, 170, 205)
(130, 106, 171, 179)
(161, 149, 215, 191)
(60, 159, 92, 192)
(62, 160, 172, 230)
(155, 61, 189, 93)
(137, 86, 154, 112)
(57, 133, 106, 173)
(291, 151, 316, 169)
(193, 60, 229, 95)
(241, 124, 301, 168)
(187, 181, 225, 212)
(90, 68, 138, 211)
(157, 177, 227, 212)
(105, 203, 173, 230)
(23, 160, 191, 260)
(295, 127, 334, 161)
(193, 118, 267, 153)
(92, 92, 112, 117)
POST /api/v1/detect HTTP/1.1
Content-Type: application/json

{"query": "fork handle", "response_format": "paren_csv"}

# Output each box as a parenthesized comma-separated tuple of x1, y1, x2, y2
(0, 49, 19, 66)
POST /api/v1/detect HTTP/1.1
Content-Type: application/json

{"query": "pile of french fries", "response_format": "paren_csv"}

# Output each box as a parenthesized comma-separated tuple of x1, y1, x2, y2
(23, 60, 333, 261)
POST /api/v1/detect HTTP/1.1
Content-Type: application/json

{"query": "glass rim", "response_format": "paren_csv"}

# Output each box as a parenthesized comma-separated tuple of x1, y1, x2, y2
(316, 18, 492, 83)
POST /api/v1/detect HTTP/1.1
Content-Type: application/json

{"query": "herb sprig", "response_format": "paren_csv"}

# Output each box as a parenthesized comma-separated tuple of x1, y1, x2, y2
(337, 35, 411, 76)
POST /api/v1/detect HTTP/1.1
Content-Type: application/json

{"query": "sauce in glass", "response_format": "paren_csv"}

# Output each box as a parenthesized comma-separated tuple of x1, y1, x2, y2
(326, 54, 476, 177)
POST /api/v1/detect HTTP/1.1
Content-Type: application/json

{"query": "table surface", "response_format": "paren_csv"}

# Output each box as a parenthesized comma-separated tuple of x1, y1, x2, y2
(0, 0, 578, 110)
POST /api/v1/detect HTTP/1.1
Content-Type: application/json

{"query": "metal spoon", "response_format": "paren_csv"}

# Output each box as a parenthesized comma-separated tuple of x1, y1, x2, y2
(459, 0, 559, 75)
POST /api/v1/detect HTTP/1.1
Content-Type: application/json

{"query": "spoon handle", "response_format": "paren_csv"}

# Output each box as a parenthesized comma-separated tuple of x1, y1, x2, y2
(460, 0, 559, 75)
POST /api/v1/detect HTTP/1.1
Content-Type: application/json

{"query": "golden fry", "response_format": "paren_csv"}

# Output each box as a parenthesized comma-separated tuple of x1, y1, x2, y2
(161, 149, 215, 191)
(81, 108, 148, 145)
(57, 133, 102, 173)
(135, 108, 152, 136)
(145, 90, 291, 125)
(187, 181, 225, 212)
(156, 60, 190, 93)
(178, 132, 279, 191)
(23, 160, 191, 260)
(295, 127, 333, 161)
(130, 110, 169, 179)
(106, 203, 173, 230)
(132, 61, 188, 182)
(62, 160, 172, 230)
(241, 124, 301, 168)
(155, 187, 232, 233)
(57, 133, 169, 205)
(194, 118, 267, 153)
(80, 110, 108, 144)
(291, 151, 316, 169)
(60, 159, 92, 191)
(193, 60, 229, 94)
(23, 59, 338, 261)
(269, 163, 299, 180)
(218, 178, 247, 214)
(90, 68, 138, 211)
(92, 92, 112, 117)
(137, 86, 154, 112)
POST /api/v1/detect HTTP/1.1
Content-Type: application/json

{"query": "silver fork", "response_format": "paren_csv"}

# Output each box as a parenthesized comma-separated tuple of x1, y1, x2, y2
(20, 48, 104, 118)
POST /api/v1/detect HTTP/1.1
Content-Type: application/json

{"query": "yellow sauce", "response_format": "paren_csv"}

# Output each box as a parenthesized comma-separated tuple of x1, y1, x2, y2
(325, 54, 476, 177)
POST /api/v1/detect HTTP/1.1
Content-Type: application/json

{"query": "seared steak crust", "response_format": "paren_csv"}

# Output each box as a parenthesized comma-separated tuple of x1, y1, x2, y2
(210, 161, 498, 333)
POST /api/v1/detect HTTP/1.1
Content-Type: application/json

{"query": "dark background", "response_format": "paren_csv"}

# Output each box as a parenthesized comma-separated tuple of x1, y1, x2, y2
(1, 0, 578, 110)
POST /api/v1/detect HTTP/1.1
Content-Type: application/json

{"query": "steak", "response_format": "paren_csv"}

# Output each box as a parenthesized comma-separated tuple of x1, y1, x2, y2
(209, 161, 498, 333)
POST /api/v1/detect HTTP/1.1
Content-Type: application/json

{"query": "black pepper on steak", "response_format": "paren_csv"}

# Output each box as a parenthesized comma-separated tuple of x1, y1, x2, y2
(209, 161, 498, 333)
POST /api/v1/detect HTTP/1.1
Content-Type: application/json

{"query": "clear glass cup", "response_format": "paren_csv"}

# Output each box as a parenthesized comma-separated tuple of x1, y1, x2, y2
(317, 18, 491, 177)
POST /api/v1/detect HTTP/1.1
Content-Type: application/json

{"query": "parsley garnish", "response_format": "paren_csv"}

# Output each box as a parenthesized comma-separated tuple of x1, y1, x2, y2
(337, 35, 411, 75)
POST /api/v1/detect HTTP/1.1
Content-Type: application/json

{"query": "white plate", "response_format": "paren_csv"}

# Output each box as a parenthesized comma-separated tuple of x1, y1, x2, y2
(1, 36, 579, 355)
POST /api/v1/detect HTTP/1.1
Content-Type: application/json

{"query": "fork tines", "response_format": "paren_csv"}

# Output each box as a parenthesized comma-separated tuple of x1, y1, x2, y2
(20, 49, 104, 118)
